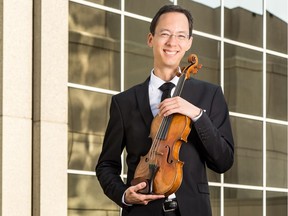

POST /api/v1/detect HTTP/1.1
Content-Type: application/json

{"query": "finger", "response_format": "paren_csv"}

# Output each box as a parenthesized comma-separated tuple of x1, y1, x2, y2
(159, 104, 177, 116)
(132, 182, 147, 193)
(146, 194, 165, 200)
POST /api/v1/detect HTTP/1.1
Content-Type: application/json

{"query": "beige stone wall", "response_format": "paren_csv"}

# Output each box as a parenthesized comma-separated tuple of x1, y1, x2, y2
(0, 0, 68, 215)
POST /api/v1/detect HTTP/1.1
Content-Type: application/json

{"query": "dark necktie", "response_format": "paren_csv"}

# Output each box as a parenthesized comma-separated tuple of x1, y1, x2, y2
(159, 82, 175, 102)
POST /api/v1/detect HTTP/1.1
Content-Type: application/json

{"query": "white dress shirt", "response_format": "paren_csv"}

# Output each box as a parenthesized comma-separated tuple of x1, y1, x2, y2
(149, 69, 179, 117)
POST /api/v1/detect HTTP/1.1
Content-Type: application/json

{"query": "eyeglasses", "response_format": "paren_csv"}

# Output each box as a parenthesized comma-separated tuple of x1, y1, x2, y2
(156, 32, 190, 41)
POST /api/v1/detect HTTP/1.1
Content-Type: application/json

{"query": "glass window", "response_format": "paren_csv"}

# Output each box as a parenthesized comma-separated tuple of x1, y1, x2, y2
(68, 1, 288, 216)
(178, 0, 221, 36)
(267, 191, 288, 216)
(69, 3, 121, 39)
(125, 0, 172, 18)
(224, 44, 263, 116)
(68, 88, 111, 171)
(266, 123, 287, 188)
(124, 17, 153, 89)
(266, 54, 287, 121)
(210, 186, 221, 216)
(266, 0, 288, 54)
(225, 117, 263, 186)
(85, 0, 121, 9)
(207, 169, 220, 182)
(68, 174, 120, 215)
(224, 0, 263, 47)
(69, 3, 121, 91)
(184, 35, 220, 85)
(224, 188, 263, 216)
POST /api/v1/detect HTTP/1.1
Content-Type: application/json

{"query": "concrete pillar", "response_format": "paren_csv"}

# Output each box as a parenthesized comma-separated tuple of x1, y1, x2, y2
(33, 0, 68, 216)
(0, 1, 33, 215)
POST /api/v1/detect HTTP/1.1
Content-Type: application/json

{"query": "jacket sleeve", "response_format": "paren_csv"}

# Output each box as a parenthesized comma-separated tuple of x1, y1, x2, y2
(95, 96, 128, 207)
(192, 86, 234, 173)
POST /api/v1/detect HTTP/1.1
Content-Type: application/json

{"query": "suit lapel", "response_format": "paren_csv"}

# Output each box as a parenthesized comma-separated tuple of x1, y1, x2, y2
(136, 77, 154, 130)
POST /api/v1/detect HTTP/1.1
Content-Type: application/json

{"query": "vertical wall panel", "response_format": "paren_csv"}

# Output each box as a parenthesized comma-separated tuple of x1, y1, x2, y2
(33, 0, 68, 216)
(0, 1, 33, 215)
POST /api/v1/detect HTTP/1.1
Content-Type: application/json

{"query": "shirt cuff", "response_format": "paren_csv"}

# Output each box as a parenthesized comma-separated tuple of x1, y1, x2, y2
(122, 191, 133, 206)
(192, 109, 205, 122)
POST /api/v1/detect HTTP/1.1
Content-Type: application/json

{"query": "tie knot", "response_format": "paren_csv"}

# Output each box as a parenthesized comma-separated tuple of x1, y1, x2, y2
(159, 82, 175, 101)
(159, 82, 175, 92)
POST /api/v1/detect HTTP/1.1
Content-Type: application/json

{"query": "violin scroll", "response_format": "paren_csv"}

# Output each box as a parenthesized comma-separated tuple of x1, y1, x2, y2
(181, 54, 202, 79)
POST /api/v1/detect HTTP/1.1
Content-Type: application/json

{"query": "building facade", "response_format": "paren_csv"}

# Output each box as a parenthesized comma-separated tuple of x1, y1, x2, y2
(0, 0, 287, 216)
(67, 0, 288, 216)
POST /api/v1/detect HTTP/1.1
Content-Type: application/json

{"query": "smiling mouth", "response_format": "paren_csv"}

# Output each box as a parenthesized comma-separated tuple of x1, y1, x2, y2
(164, 50, 178, 55)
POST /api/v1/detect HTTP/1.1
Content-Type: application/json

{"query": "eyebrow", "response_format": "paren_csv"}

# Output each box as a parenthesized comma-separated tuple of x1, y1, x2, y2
(158, 29, 188, 34)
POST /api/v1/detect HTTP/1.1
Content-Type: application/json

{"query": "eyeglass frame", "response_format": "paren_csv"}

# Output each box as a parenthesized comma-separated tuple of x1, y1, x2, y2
(154, 30, 191, 41)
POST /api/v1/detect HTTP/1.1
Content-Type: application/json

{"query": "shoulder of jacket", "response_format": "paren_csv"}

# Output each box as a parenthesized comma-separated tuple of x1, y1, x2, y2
(187, 77, 220, 90)
(113, 77, 149, 99)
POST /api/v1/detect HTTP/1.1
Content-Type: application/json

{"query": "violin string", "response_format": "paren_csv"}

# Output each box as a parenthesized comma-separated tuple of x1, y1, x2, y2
(150, 116, 167, 161)
(154, 116, 169, 163)
(149, 72, 186, 162)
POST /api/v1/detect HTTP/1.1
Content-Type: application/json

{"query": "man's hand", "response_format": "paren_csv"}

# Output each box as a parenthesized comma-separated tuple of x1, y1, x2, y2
(158, 96, 201, 119)
(124, 182, 165, 205)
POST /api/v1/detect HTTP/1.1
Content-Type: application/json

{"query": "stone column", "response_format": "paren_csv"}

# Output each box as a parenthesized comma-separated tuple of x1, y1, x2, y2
(33, 0, 68, 215)
(0, 1, 33, 215)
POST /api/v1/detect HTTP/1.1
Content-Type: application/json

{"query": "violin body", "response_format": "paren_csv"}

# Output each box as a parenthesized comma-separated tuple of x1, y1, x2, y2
(132, 114, 191, 196)
(131, 54, 202, 196)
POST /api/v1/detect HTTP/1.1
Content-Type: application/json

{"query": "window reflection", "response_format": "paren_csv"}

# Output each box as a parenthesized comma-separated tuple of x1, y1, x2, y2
(207, 168, 220, 183)
(124, 17, 153, 89)
(266, 123, 287, 188)
(224, 44, 263, 116)
(266, 0, 288, 54)
(69, 3, 121, 91)
(125, 0, 172, 18)
(225, 117, 263, 186)
(225, 188, 263, 216)
(68, 174, 120, 215)
(84, 0, 121, 9)
(67, 1, 288, 216)
(210, 186, 221, 216)
(178, 0, 221, 36)
(184, 35, 220, 85)
(224, 0, 263, 47)
(68, 88, 111, 171)
(267, 191, 288, 216)
(69, 3, 121, 39)
(266, 54, 287, 121)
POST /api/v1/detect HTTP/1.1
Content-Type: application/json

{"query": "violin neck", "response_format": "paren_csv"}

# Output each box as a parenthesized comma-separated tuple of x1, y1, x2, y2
(173, 73, 186, 97)
(156, 73, 186, 140)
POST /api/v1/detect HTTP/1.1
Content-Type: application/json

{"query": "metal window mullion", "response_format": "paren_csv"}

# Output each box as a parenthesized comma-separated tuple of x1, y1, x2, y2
(119, 2, 125, 215)
(220, 1, 225, 216)
(262, 1, 267, 216)
(120, 0, 125, 184)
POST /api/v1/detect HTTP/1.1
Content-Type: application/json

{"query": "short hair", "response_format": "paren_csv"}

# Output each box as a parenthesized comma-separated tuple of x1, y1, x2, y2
(150, 5, 194, 38)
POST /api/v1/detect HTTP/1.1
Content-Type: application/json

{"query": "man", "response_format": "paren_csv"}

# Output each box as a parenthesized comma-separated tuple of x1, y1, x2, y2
(96, 5, 234, 216)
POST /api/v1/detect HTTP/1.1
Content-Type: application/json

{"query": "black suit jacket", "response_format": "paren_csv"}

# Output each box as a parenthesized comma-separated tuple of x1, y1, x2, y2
(96, 77, 234, 216)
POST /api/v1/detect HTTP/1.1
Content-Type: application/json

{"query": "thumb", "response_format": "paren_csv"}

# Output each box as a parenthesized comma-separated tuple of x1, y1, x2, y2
(138, 181, 147, 189)
(134, 181, 149, 194)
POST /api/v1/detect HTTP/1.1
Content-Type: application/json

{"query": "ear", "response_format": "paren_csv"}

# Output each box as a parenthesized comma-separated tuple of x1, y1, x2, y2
(147, 33, 153, 47)
(185, 36, 193, 51)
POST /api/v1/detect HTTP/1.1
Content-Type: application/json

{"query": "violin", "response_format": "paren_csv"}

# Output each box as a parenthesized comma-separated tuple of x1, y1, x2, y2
(131, 54, 202, 196)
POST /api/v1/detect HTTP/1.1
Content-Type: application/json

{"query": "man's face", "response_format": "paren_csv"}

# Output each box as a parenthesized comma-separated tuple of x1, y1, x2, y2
(147, 12, 193, 70)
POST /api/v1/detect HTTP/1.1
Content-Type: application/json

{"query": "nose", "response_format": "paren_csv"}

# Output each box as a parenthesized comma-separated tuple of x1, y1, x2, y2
(166, 34, 178, 45)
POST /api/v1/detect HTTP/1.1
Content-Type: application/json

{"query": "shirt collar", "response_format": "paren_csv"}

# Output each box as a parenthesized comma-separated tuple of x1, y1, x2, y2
(150, 68, 180, 89)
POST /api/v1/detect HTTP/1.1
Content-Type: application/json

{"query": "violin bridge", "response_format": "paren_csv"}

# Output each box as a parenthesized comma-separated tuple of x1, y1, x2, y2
(154, 151, 164, 156)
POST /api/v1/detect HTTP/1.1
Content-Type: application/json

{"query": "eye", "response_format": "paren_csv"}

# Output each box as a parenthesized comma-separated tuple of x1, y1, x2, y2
(177, 34, 187, 40)
(160, 32, 170, 38)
